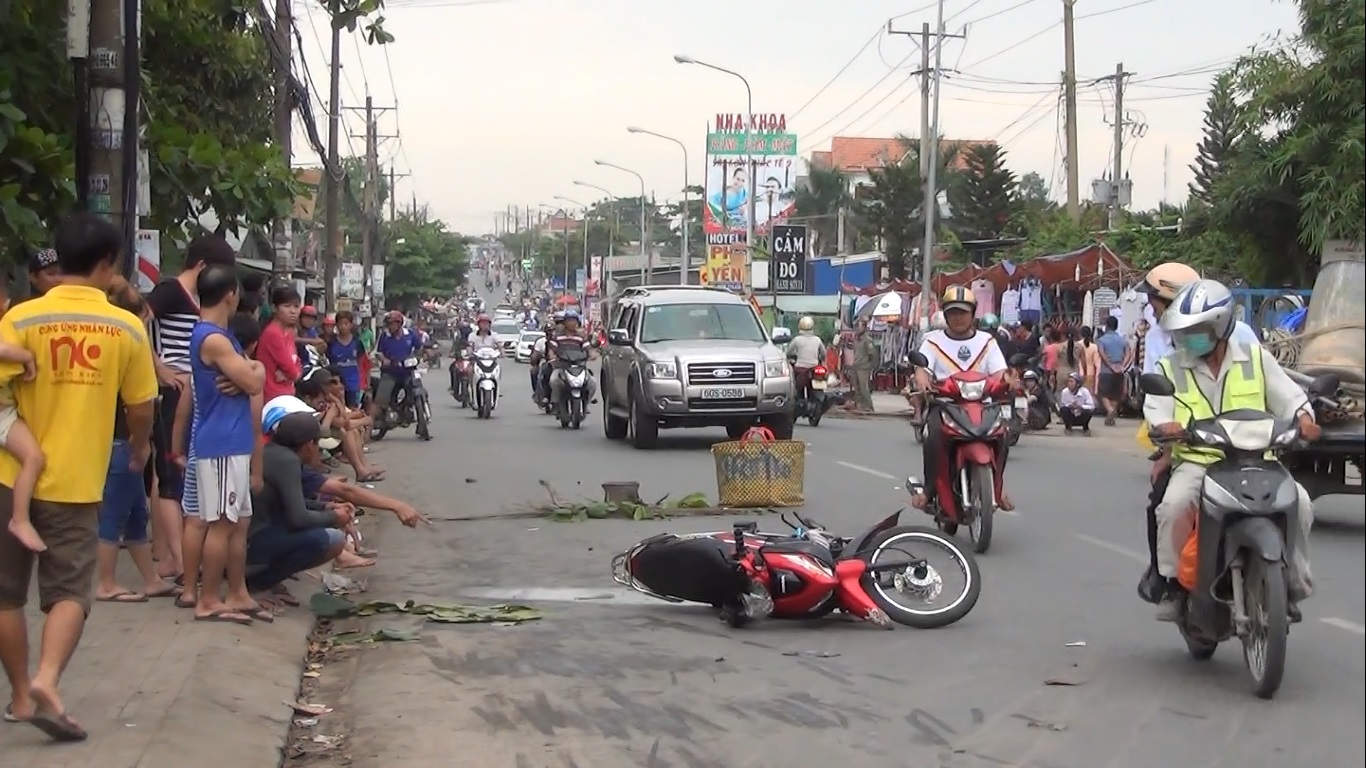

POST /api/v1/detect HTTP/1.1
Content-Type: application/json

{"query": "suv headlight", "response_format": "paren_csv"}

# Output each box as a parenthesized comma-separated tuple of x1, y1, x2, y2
(647, 361, 677, 379)
(764, 360, 789, 378)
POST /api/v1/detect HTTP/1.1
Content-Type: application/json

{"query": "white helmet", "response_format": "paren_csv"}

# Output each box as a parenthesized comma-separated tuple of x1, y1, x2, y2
(1161, 278, 1236, 344)
(797, 316, 815, 332)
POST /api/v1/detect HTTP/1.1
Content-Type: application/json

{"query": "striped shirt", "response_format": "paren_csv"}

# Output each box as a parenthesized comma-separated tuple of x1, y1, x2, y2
(147, 279, 200, 373)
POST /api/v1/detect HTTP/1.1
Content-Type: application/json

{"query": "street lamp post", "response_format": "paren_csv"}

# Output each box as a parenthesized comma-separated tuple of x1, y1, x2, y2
(674, 54, 755, 294)
(627, 127, 690, 285)
(574, 180, 618, 262)
(594, 160, 650, 286)
(554, 195, 590, 293)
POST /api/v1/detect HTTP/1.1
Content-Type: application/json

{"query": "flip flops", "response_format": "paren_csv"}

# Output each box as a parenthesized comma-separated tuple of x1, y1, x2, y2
(95, 590, 148, 604)
(193, 610, 253, 626)
(3, 704, 29, 723)
(28, 710, 88, 742)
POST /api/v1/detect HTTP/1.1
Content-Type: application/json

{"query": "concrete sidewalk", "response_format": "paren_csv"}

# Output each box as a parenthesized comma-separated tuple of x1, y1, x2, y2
(0, 563, 313, 768)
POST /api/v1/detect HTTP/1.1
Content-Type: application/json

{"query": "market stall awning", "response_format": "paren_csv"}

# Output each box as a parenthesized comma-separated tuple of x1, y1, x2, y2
(841, 243, 1135, 297)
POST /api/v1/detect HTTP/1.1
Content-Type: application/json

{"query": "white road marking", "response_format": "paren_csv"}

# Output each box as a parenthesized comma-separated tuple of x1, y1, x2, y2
(1320, 617, 1366, 635)
(836, 461, 897, 480)
(1074, 533, 1147, 563)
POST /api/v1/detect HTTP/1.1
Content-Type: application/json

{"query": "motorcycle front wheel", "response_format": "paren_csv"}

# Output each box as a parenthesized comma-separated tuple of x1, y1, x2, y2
(965, 464, 995, 554)
(860, 526, 981, 629)
(416, 395, 432, 440)
(1240, 558, 1289, 699)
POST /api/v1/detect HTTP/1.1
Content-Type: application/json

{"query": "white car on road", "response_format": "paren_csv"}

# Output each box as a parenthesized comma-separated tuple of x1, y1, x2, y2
(515, 330, 540, 363)
(491, 319, 521, 356)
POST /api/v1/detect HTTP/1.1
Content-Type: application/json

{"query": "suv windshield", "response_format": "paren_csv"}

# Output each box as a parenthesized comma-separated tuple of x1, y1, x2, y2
(639, 303, 766, 344)
(492, 322, 519, 336)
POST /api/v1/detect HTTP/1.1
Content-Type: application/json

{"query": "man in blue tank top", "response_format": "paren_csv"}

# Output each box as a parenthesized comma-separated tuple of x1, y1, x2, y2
(186, 264, 267, 625)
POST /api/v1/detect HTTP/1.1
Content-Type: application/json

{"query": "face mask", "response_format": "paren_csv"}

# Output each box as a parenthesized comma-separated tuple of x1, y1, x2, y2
(1178, 331, 1216, 357)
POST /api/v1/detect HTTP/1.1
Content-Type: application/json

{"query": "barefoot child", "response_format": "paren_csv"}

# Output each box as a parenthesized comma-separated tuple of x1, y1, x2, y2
(0, 292, 46, 552)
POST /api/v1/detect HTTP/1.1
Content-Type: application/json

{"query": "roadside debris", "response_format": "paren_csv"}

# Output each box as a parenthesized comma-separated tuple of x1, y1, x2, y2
(309, 592, 542, 624)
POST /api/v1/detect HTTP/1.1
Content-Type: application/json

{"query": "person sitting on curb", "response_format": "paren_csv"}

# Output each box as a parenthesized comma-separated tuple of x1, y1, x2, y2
(245, 411, 349, 616)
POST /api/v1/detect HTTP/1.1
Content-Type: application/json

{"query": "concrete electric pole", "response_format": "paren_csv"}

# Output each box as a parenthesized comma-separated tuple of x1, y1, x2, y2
(1106, 62, 1129, 230)
(1062, 0, 1081, 222)
(322, 16, 342, 310)
(346, 98, 397, 313)
(87, 0, 141, 268)
(272, 0, 293, 275)
(889, 9, 963, 289)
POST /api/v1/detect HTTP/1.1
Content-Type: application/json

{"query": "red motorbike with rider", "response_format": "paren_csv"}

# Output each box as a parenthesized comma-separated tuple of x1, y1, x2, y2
(907, 287, 1014, 555)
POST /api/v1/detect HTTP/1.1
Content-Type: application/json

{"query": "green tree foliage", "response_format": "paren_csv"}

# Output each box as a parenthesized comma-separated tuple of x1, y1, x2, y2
(1187, 73, 1243, 205)
(948, 143, 1018, 242)
(382, 208, 468, 307)
(1230, 0, 1364, 255)
(793, 164, 849, 256)
(0, 0, 391, 262)
(1017, 171, 1050, 205)
(854, 136, 960, 280)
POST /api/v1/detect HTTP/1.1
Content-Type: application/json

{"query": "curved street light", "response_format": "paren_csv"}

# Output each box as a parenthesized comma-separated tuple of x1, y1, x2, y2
(673, 54, 755, 292)
(594, 160, 651, 286)
(628, 127, 691, 285)
(574, 180, 618, 262)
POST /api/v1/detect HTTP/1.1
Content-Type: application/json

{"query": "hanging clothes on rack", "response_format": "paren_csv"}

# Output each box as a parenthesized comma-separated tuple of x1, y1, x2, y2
(1000, 282, 1021, 327)
(1019, 277, 1043, 326)
(970, 277, 996, 318)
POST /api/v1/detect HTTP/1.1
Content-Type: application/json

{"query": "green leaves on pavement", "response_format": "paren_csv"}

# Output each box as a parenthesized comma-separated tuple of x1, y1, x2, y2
(309, 593, 542, 624)
(545, 491, 714, 522)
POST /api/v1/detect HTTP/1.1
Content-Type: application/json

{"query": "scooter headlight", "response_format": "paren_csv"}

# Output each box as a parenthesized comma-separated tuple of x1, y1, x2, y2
(957, 380, 986, 401)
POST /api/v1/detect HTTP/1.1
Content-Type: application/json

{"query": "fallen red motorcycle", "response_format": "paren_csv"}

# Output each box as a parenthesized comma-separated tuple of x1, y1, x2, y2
(906, 351, 1012, 554)
(611, 507, 981, 629)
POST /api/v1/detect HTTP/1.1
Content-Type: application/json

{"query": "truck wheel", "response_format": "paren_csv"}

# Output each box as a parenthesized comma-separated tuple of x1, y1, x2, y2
(603, 390, 628, 440)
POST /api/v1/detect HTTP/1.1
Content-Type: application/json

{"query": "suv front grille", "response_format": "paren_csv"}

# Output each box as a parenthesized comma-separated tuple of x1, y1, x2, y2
(687, 362, 757, 385)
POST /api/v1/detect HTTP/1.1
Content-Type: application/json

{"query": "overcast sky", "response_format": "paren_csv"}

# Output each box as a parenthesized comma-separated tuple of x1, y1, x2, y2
(293, 0, 1300, 233)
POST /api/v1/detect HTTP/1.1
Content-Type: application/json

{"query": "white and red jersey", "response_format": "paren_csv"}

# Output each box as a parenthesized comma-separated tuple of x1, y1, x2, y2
(917, 329, 1007, 381)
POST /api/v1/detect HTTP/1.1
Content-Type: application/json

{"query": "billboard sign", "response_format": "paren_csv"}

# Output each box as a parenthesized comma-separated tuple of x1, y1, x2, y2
(703, 113, 798, 237)
(769, 224, 807, 294)
(701, 241, 746, 292)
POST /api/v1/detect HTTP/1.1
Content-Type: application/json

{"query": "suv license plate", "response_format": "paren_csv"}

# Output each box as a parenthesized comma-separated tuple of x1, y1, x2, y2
(700, 387, 744, 399)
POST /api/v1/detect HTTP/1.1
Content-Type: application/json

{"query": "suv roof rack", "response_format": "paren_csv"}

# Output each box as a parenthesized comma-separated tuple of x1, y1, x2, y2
(619, 285, 730, 297)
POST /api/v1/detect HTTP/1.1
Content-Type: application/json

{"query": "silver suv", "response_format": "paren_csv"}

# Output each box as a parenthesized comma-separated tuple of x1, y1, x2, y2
(600, 286, 795, 448)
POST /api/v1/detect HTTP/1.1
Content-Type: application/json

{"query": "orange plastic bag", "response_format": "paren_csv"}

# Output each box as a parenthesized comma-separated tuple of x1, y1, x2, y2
(1177, 521, 1199, 592)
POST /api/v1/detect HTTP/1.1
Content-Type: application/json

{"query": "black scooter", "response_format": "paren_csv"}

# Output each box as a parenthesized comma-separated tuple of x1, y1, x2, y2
(1137, 371, 1337, 700)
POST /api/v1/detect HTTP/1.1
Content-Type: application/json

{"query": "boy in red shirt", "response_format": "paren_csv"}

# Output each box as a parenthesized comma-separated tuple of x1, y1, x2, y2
(255, 286, 302, 401)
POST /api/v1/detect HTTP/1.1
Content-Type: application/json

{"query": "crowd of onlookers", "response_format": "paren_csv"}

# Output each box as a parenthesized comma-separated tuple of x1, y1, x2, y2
(0, 213, 426, 743)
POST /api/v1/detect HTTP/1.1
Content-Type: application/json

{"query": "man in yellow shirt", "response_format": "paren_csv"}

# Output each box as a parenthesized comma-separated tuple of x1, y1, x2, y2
(0, 213, 158, 742)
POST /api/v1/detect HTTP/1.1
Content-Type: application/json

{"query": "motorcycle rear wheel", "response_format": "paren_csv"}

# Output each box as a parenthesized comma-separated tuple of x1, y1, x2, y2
(861, 526, 981, 629)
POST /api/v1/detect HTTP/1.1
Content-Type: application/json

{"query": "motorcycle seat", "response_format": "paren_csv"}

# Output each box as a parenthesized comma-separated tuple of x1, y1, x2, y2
(759, 538, 833, 565)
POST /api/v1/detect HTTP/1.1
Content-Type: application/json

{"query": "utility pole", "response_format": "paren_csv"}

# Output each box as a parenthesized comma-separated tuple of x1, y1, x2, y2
(1108, 62, 1128, 230)
(345, 98, 397, 313)
(890, 10, 963, 291)
(87, 0, 132, 261)
(272, 0, 293, 275)
(387, 166, 410, 222)
(1062, 0, 1081, 222)
(322, 17, 342, 311)
(362, 97, 377, 314)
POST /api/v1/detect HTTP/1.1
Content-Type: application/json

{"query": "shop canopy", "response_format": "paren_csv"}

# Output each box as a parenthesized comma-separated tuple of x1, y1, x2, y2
(841, 243, 1135, 297)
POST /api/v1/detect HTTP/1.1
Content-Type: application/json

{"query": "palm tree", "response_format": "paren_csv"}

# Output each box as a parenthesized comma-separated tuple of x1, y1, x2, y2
(793, 164, 850, 256)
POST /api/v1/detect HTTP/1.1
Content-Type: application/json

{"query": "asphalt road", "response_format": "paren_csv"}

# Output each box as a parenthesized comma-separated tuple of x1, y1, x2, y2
(336, 292, 1364, 768)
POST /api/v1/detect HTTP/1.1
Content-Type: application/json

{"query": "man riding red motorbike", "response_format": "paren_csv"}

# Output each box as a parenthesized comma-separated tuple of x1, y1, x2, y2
(911, 286, 1016, 514)
(787, 315, 827, 404)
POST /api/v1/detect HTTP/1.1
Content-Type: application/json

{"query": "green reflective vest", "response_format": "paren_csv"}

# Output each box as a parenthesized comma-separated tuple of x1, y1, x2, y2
(1158, 344, 1267, 465)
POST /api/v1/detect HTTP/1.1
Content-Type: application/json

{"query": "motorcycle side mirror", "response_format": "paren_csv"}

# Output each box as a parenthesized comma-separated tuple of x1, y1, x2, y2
(1307, 373, 1340, 397)
(1139, 372, 1176, 397)
(907, 351, 929, 368)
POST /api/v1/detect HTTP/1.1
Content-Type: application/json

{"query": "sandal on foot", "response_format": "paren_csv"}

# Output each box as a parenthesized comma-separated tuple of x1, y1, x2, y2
(96, 589, 148, 604)
(146, 585, 182, 599)
(194, 610, 254, 626)
(28, 710, 88, 742)
(3, 704, 30, 723)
